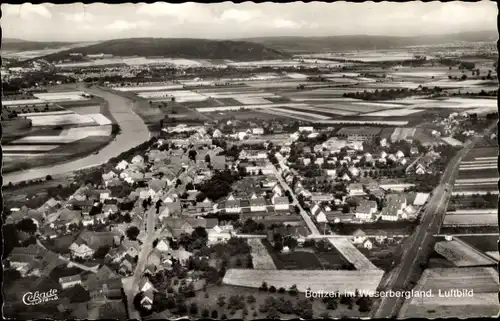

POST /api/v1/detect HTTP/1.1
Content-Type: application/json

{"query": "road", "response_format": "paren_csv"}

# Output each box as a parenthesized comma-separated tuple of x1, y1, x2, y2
(4, 84, 150, 185)
(124, 163, 197, 320)
(373, 123, 497, 318)
(270, 162, 320, 235)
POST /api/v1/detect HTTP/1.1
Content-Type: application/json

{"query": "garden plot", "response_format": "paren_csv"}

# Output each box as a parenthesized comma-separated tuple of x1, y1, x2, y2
(486, 252, 500, 261)
(233, 97, 272, 105)
(319, 103, 388, 113)
(441, 137, 463, 147)
(299, 106, 359, 116)
(391, 70, 447, 78)
(434, 240, 496, 267)
(425, 79, 493, 88)
(391, 128, 416, 142)
(87, 113, 112, 125)
(69, 105, 101, 115)
(112, 84, 183, 92)
(466, 107, 497, 114)
(11, 136, 79, 144)
(459, 162, 496, 170)
(398, 267, 499, 318)
(196, 103, 309, 112)
(203, 92, 276, 99)
(328, 238, 378, 271)
(463, 147, 498, 161)
(455, 177, 498, 184)
(320, 119, 409, 126)
(247, 239, 277, 270)
(26, 113, 96, 126)
(362, 108, 423, 117)
(223, 269, 384, 294)
(2, 145, 60, 152)
(269, 107, 331, 120)
(138, 90, 207, 103)
(290, 97, 360, 102)
(443, 213, 497, 227)
(17, 110, 73, 117)
(34, 92, 89, 102)
(285, 72, 308, 79)
(3, 99, 47, 106)
(256, 109, 323, 122)
(61, 125, 112, 138)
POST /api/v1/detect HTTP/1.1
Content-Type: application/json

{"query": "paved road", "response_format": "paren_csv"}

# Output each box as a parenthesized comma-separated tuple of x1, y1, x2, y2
(271, 162, 320, 235)
(373, 123, 497, 318)
(4, 84, 150, 184)
(124, 163, 197, 320)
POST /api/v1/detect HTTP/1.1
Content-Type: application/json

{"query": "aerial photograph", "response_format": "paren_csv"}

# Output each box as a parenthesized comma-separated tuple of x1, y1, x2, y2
(1, 1, 498, 320)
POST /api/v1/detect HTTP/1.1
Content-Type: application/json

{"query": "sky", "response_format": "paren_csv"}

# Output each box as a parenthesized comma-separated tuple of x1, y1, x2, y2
(1, 1, 497, 42)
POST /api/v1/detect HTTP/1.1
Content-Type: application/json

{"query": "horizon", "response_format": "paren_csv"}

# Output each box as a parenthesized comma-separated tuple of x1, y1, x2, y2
(1, 2, 496, 42)
(4, 28, 498, 44)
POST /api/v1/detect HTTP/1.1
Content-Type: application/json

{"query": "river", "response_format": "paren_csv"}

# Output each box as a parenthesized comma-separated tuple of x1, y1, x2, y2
(3, 85, 150, 185)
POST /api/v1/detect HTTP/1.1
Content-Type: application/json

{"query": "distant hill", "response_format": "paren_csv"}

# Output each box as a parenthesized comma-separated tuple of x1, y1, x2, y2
(2, 38, 77, 51)
(38, 38, 291, 62)
(241, 30, 498, 53)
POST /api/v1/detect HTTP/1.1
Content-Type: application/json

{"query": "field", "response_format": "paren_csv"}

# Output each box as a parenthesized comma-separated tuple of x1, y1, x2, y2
(362, 108, 423, 117)
(442, 213, 497, 227)
(196, 103, 310, 112)
(112, 84, 183, 92)
(327, 238, 379, 271)
(453, 146, 498, 195)
(456, 235, 499, 252)
(398, 267, 499, 318)
(33, 91, 91, 102)
(433, 240, 496, 267)
(269, 107, 331, 119)
(247, 239, 277, 270)
(223, 269, 385, 294)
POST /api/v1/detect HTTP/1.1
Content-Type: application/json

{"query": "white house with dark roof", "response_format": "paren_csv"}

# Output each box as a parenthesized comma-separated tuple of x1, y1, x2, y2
(59, 275, 82, 289)
(225, 195, 242, 213)
(380, 194, 407, 221)
(355, 200, 378, 221)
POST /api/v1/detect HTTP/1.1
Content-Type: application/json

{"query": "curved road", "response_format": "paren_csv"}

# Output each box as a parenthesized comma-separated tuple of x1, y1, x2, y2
(373, 123, 497, 318)
(4, 85, 150, 185)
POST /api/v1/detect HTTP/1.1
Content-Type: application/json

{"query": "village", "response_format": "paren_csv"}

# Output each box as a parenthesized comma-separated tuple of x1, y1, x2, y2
(2, 115, 455, 319)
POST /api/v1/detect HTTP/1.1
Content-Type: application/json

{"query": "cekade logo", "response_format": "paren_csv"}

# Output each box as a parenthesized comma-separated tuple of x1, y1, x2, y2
(22, 289, 59, 305)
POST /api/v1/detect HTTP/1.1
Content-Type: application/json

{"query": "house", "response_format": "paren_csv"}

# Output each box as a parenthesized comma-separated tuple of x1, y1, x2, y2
(159, 199, 182, 219)
(195, 198, 213, 212)
(380, 194, 407, 221)
(225, 195, 242, 213)
(355, 200, 378, 221)
(87, 265, 121, 298)
(102, 204, 119, 217)
(212, 129, 223, 138)
(211, 155, 226, 170)
(398, 158, 408, 166)
(363, 239, 373, 250)
(119, 255, 134, 275)
(299, 126, 314, 132)
(141, 289, 154, 310)
(59, 275, 82, 289)
(352, 229, 367, 244)
(252, 127, 264, 135)
(348, 166, 360, 177)
(249, 193, 267, 212)
(413, 193, 430, 206)
(131, 155, 145, 164)
(102, 171, 117, 181)
(326, 169, 337, 178)
(341, 173, 351, 181)
(375, 232, 388, 243)
(69, 239, 95, 259)
(387, 154, 397, 163)
(396, 150, 405, 159)
(139, 278, 156, 293)
(156, 239, 170, 252)
(121, 240, 141, 257)
(162, 218, 193, 238)
(415, 163, 427, 175)
(410, 147, 419, 155)
(147, 249, 162, 267)
(272, 184, 283, 196)
(115, 160, 129, 171)
(272, 195, 289, 211)
(348, 183, 365, 196)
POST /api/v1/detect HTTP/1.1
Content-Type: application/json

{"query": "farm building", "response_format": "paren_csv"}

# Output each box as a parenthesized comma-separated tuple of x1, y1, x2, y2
(337, 126, 382, 142)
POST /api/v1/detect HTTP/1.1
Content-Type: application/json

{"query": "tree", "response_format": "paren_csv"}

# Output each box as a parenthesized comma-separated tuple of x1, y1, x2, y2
(46, 175, 53, 180)
(217, 295, 226, 307)
(93, 245, 110, 259)
(188, 150, 197, 161)
(126, 226, 140, 240)
(289, 284, 298, 296)
(269, 285, 277, 293)
(247, 295, 256, 304)
(186, 182, 194, 190)
(189, 303, 199, 315)
(259, 281, 268, 292)
(205, 154, 211, 164)
(15, 218, 37, 234)
(211, 310, 218, 318)
(320, 311, 330, 319)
